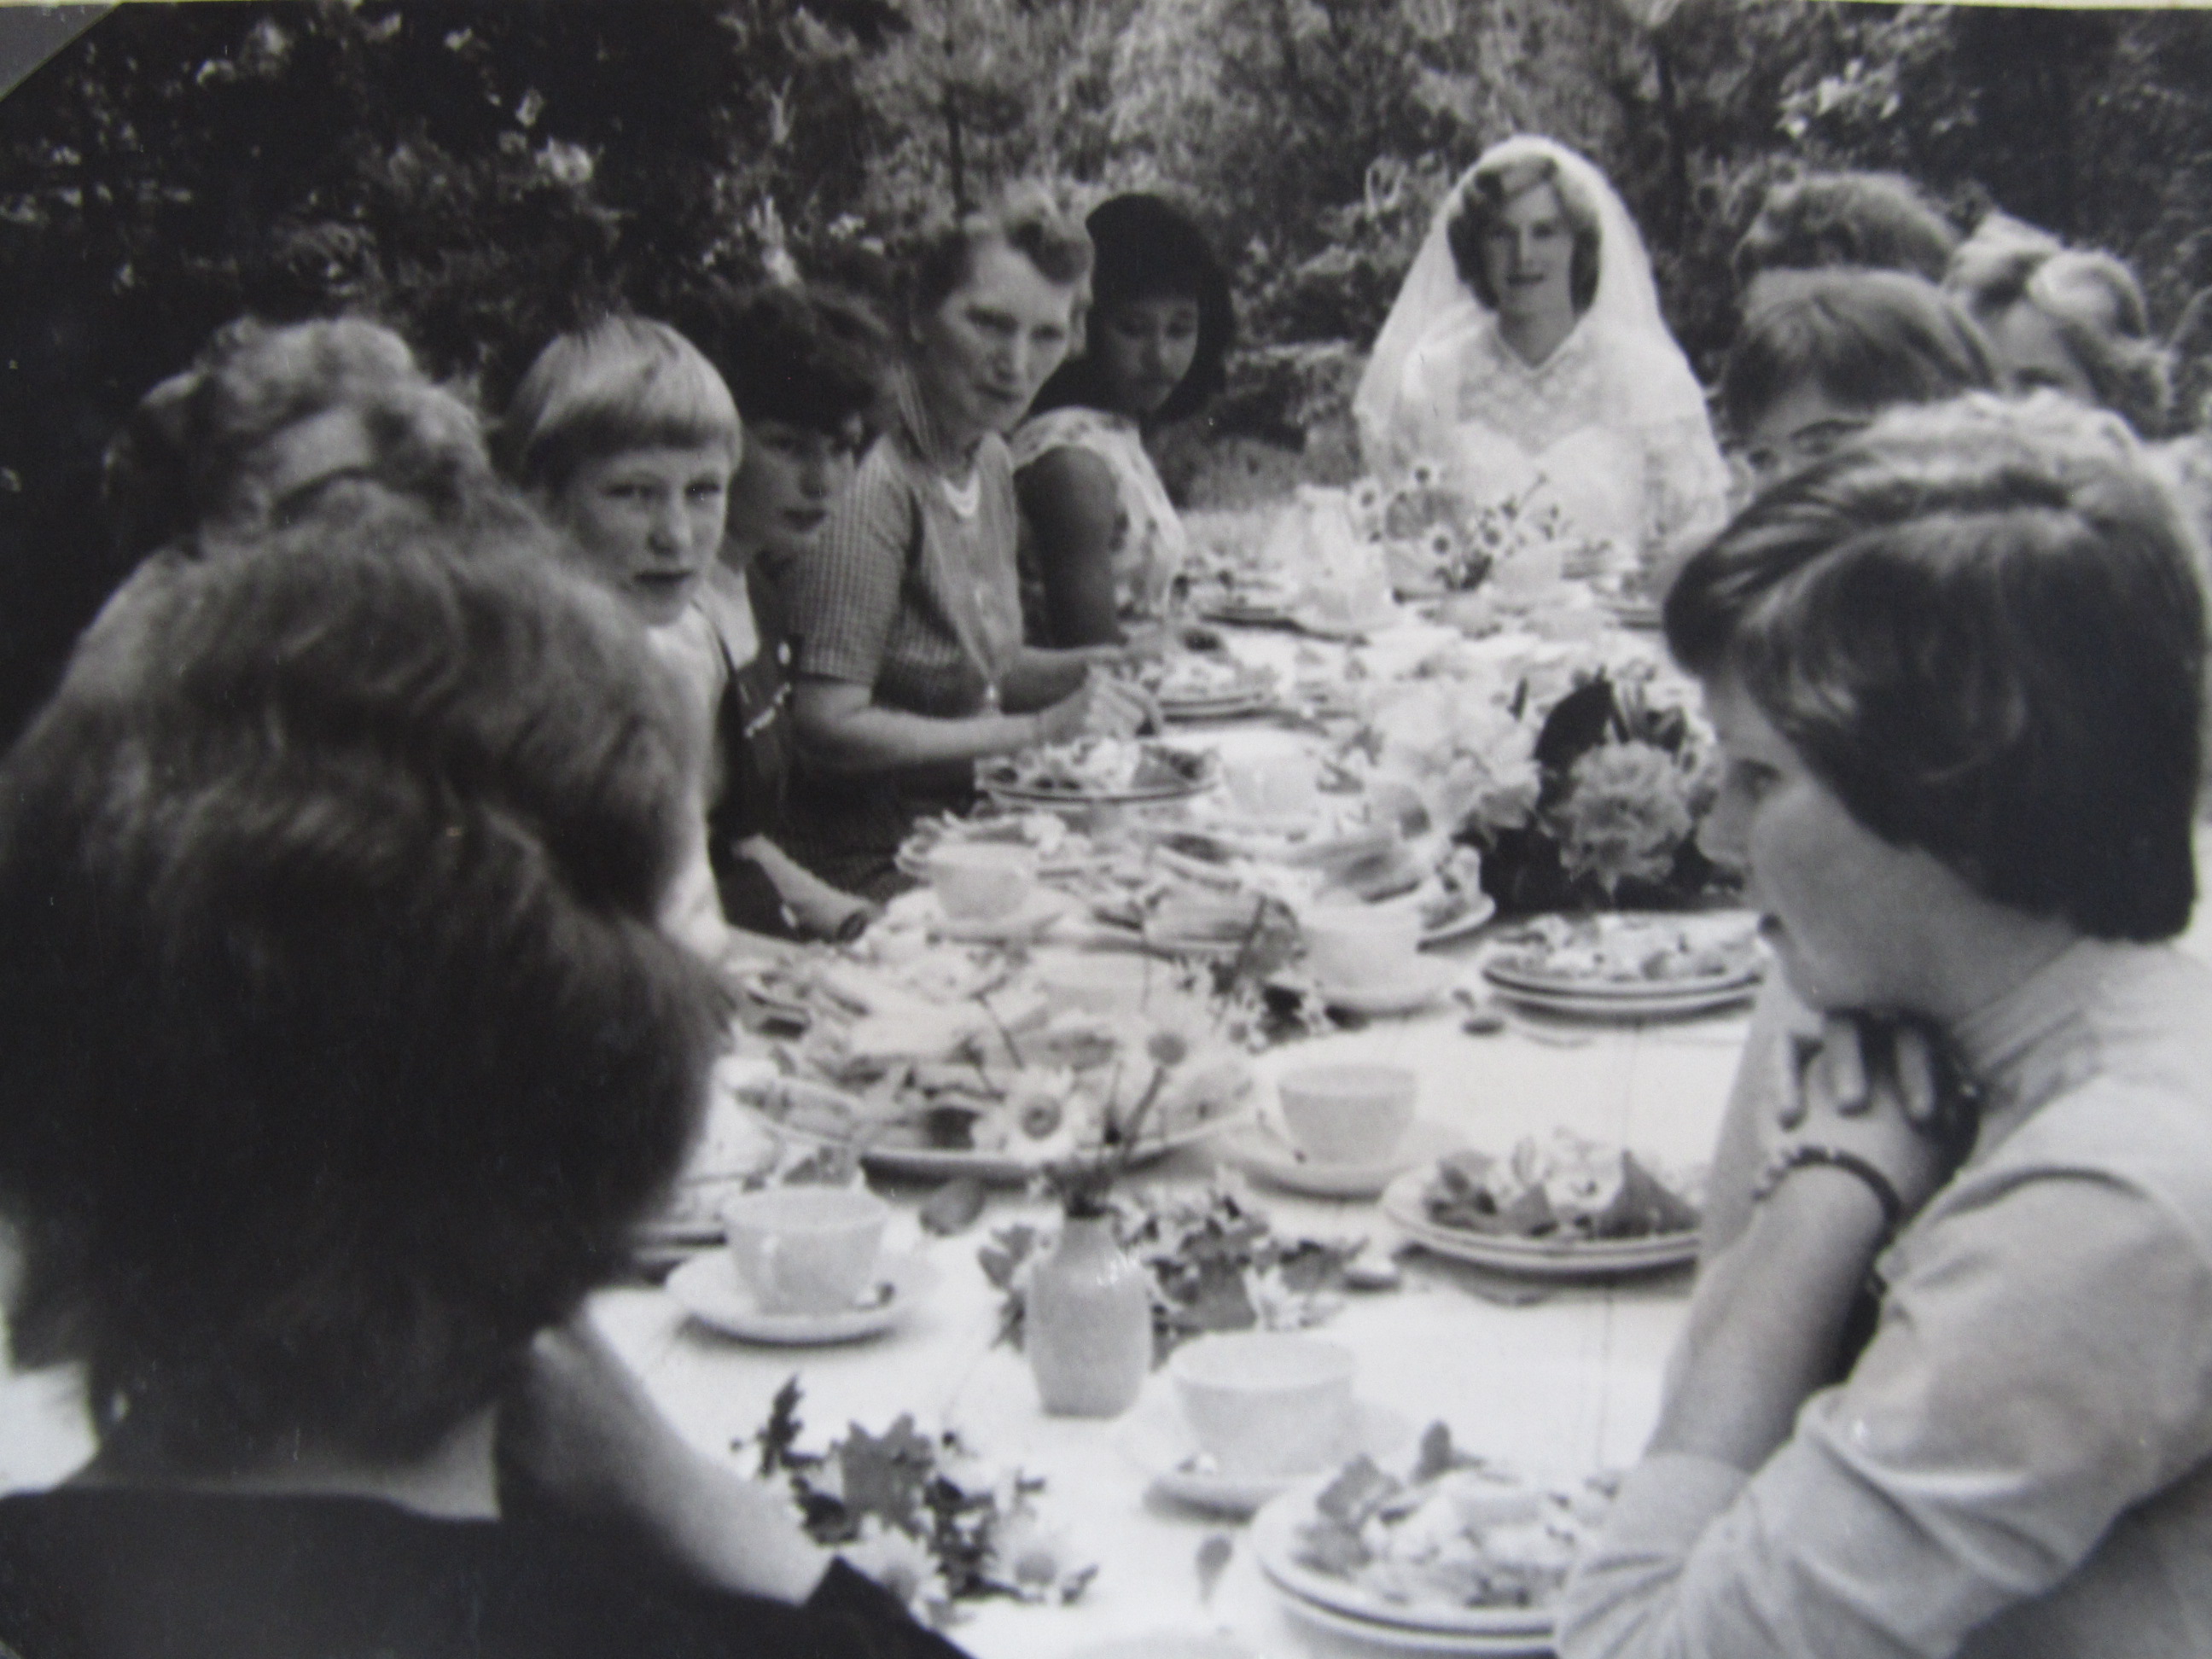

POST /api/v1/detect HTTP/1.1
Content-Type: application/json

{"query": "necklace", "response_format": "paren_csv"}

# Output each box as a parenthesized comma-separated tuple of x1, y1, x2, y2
(939, 469, 982, 521)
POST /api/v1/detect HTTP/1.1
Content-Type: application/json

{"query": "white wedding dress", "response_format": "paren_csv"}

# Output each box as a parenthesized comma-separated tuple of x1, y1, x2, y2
(1355, 137, 1729, 573)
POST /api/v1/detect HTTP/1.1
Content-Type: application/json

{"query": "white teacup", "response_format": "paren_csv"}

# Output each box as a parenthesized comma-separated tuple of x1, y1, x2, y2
(1170, 1333, 1357, 1478)
(1301, 900, 1422, 986)
(1277, 1062, 1417, 1165)
(927, 843, 1037, 923)
(722, 1187, 888, 1314)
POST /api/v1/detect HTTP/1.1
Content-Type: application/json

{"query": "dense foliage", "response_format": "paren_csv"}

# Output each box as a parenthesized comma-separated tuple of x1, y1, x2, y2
(4, 0, 2211, 736)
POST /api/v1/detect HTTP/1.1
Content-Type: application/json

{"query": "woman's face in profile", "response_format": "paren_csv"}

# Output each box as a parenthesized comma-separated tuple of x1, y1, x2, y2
(1480, 182, 1576, 325)
(1698, 673, 1970, 1016)
(1094, 294, 1202, 420)
(915, 237, 1078, 445)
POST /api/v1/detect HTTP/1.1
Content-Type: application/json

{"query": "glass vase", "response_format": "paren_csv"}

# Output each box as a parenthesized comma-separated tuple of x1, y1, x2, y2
(1027, 1212, 1151, 1417)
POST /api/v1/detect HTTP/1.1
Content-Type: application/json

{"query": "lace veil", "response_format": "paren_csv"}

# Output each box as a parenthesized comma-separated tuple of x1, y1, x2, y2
(1353, 136, 1681, 474)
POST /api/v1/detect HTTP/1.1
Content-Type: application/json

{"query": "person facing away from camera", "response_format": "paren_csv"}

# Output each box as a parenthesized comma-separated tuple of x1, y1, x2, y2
(1010, 191, 1235, 647)
(667, 279, 893, 942)
(1557, 393, 2212, 1659)
(102, 313, 521, 566)
(1732, 171, 1960, 314)
(0, 516, 971, 1659)
(499, 312, 863, 968)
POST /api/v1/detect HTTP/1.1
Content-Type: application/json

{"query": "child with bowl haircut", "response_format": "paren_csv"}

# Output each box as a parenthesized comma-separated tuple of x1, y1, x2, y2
(498, 314, 789, 968)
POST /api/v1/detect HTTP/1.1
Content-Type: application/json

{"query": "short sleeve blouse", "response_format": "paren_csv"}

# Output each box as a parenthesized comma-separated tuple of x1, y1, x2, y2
(782, 371, 1026, 719)
(1009, 405, 1188, 636)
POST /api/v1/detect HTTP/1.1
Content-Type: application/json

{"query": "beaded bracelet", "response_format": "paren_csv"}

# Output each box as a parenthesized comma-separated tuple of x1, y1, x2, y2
(1751, 1144, 1905, 1239)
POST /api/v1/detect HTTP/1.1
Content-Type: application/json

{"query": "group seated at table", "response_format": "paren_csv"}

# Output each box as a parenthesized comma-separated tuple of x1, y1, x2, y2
(1557, 393, 2212, 1657)
(0, 513, 971, 1659)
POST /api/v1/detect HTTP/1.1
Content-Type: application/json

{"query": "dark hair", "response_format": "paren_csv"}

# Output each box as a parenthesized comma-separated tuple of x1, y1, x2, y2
(1028, 193, 1235, 426)
(0, 516, 725, 1471)
(1447, 154, 1602, 315)
(1947, 215, 2174, 436)
(1733, 172, 1959, 290)
(905, 188, 1093, 327)
(1721, 271, 2000, 434)
(106, 317, 505, 560)
(669, 282, 889, 436)
(1667, 393, 2203, 941)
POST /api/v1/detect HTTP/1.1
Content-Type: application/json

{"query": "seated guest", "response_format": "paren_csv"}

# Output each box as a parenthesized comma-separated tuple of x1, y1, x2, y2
(1947, 213, 2174, 437)
(105, 315, 512, 563)
(1721, 269, 1998, 492)
(1732, 171, 1959, 311)
(1557, 394, 2212, 1658)
(669, 282, 889, 940)
(780, 191, 1154, 898)
(0, 522, 966, 1657)
(1011, 192, 1233, 646)
(498, 315, 777, 967)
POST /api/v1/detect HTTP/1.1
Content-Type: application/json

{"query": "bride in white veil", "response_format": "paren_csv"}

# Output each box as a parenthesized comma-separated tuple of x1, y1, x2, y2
(1354, 136, 1728, 578)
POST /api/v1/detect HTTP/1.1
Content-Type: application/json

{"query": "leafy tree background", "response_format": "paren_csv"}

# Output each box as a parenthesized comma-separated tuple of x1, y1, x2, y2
(4, 0, 2211, 739)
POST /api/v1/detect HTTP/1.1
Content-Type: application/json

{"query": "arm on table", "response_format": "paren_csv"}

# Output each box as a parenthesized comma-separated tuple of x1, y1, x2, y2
(1560, 1091, 2212, 1658)
(738, 833, 877, 940)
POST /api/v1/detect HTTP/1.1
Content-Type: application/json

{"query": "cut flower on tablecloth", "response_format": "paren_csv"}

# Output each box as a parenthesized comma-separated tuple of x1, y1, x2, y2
(748, 1379, 1095, 1624)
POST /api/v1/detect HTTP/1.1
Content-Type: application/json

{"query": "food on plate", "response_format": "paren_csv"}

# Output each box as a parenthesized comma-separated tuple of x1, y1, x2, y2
(979, 738, 1214, 799)
(1485, 912, 1759, 987)
(1139, 654, 1275, 707)
(1294, 1423, 1612, 1610)
(1422, 1132, 1701, 1242)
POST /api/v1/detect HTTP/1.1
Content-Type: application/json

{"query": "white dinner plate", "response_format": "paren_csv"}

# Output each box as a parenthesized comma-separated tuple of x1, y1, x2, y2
(1316, 958, 1456, 1017)
(1160, 691, 1274, 722)
(1217, 1119, 1464, 1201)
(1250, 1480, 1557, 1639)
(1116, 1391, 1415, 1517)
(914, 889, 1072, 945)
(1479, 971, 1757, 1022)
(737, 1077, 1254, 1185)
(1380, 1171, 1700, 1279)
(665, 1251, 934, 1345)
(1271, 1589, 1558, 1655)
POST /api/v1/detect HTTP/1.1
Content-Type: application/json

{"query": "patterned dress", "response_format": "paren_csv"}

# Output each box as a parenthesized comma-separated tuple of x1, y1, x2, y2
(1010, 405, 1188, 642)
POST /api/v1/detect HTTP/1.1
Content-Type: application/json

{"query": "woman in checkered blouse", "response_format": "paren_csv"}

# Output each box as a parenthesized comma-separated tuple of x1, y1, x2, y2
(777, 193, 1154, 898)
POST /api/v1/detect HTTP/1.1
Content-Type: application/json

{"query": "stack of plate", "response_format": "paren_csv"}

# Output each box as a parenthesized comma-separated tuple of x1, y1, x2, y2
(1479, 957, 1759, 1022)
(1249, 1481, 1560, 1655)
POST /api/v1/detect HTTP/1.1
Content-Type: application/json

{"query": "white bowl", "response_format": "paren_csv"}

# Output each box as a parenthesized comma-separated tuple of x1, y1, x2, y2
(1276, 1062, 1417, 1165)
(1168, 1332, 1357, 1479)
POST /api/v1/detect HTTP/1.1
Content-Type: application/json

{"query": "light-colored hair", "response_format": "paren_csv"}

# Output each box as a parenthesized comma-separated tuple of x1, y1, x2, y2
(905, 185, 1093, 329)
(1447, 154, 1604, 315)
(1947, 215, 2174, 436)
(498, 315, 741, 492)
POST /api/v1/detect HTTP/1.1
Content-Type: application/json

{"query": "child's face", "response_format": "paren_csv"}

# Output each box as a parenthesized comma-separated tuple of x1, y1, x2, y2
(546, 442, 733, 627)
(727, 416, 865, 566)
(1735, 382, 1873, 498)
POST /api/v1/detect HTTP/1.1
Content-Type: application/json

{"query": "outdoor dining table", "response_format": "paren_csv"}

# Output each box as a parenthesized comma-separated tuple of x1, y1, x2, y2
(592, 604, 1757, 1657)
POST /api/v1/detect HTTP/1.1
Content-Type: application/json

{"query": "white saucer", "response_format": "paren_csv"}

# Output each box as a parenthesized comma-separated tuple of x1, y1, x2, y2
(665, 1251, 934, 1345)
(1218, 1118, 1464, 1200)
(1117, 1389, 1415, 1516)
(1316, 958, 1455, 1017)
(924, 890, 1069, 945)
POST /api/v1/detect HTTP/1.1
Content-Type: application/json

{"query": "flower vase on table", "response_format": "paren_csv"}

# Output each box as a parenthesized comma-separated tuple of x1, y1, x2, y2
(1027, 1209, 1151, 1417)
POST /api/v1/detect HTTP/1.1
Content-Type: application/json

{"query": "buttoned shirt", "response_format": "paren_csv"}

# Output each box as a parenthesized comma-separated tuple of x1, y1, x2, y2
(1560, 938, 2212, 1659)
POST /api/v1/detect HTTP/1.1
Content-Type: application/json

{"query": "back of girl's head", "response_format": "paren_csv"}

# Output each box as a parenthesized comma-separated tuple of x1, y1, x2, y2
(1668, 393, 2203, 942)
(1948, 215, 2173, 434)
(1722, 270, 1999, 434)
(0, 515, 724, 1470)
(1733, 172, 1959, 291)
(108, 316, 504, 557)
(670, 282, 888, 435)
(498, 315, 740, 492)
(905, 186, 1093, 325)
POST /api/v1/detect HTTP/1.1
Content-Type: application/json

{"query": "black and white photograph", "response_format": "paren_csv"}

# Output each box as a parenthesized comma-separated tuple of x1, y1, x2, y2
(2, 2, 2210, 1654)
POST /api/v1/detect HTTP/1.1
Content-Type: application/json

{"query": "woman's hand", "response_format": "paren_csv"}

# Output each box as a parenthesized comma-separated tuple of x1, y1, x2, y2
(1031, 671, 1157, 746)
(1780, 1015, 1959, 1219)
(501, 1317, 830, 1603)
